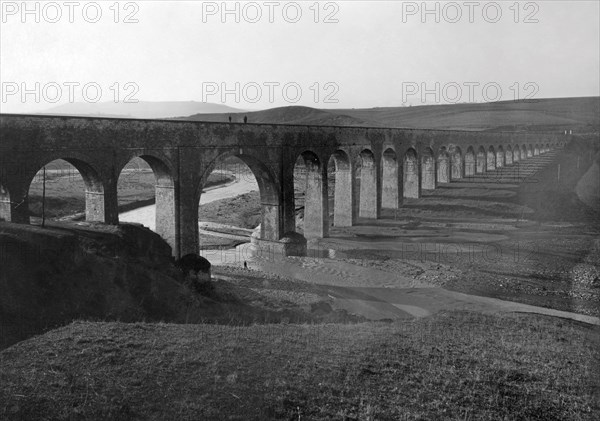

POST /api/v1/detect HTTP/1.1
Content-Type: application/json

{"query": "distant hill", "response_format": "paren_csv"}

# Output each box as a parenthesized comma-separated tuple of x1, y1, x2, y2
(179, 106, 376, 127)
(38, 101, 244, 119)
(179, 97, 600, 132)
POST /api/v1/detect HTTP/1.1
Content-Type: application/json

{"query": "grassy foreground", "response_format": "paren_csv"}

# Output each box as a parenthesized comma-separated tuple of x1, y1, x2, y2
(1, 312, 598, 420)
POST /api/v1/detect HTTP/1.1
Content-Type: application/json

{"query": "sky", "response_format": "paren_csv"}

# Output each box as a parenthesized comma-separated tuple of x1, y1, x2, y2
(1, 0, 599, 113)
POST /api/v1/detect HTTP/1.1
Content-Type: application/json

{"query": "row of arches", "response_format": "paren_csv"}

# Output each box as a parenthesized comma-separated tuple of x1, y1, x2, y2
(0, 141, 557, 255)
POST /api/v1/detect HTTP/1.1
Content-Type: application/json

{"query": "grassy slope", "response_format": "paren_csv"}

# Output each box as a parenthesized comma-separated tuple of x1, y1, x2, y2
(1, 312, 598, 420)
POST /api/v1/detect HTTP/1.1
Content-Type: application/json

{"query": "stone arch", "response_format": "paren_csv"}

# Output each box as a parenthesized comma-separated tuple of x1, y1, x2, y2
(0, 182, 11, 222)
(25, 157, 105, 225)
(496, 145, 505, 168)
(487, 146, 496, 170)
(403, 148, 419, 198)
(546, 143, 550, 153)
(528, 144, 533, 157)
(534, 144, 540, 156)
(464, 146, 476, 176)
(513, 145, 520, 162)
(381, 148, 400, 208)
(328, 149, 353, 226)
(201, 151, 280, 241)
(521, 144, 527, 159)
(505, 145, 513, 165)
(476, 146, 486, 173)
(357, 149, 378, 218)
(421, 147, 436, 190)
(294, 150, 326, 239)
(450, 146, 463, 180)
(437, 147, 450, 183)
(118, 154, 176, 247)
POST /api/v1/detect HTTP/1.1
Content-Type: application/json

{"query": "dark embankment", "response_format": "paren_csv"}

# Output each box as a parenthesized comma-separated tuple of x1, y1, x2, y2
(0, 222, 358, 350)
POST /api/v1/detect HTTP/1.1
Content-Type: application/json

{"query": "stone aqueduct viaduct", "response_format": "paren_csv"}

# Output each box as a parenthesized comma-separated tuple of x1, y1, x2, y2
(0, 114, 566, 257)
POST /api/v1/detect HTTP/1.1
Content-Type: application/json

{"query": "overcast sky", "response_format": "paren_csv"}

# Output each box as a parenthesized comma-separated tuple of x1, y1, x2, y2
(1, 0, 599, 113)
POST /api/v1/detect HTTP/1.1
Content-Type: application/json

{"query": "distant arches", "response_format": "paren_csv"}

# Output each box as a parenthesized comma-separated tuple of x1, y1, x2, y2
(476, 146, 486, 173)
(505, 145, 513, 165)
(403, 148, 419, 198)
(437, 147, 450, 183)
(496, 146, 505, 168)
(487, 146, 496, 171)
(358, 149, 378, 218)
(329, 149, 353, 227)
(421, 147, 436, 190)
(450, 147, 463, 180)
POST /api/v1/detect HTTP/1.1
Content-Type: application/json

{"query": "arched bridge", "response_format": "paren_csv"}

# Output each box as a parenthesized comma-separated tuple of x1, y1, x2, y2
(0, 114, 567, 257)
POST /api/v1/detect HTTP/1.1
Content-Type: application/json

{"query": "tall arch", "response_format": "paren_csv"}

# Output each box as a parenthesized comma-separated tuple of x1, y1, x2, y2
(505, 145, 513, 165)
(545, 143, 550, 153)
(437, 147, 450, 183)
(496, 146, 505, 168)
(464, 146, 476, 176)
(528, 144, 533, 158)
(295, 150, 326, 239)
(118, 154, 175, 247)
(487, 146, 496, 171)
(329, 150, 353, 227)
(450, 147, 463, 180)
(358, 149, 378, 218)
(476, 146, 486, 173)
(381, 148, 400, 208)
(403, 148, 419, 198)
(534, 144, 540, 156)
(421, 147, 436, 190)
(521, 144, 528, 159)
(0, 183, 11, 222)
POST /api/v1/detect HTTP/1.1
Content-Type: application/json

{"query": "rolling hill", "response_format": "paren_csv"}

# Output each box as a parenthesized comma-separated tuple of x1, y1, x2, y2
(180, 97, 600, 132)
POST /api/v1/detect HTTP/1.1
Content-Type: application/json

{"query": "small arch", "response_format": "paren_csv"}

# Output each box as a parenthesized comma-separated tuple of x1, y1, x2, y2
(328, 149, 353, 227)
(403, 148, 419, 198)
(357, 149, 378, 218)
(496, 145, 505, 168)
(487, 146, 496, 170)
(381, 148, 400, 208)
(534, 144, 540, 156)
(528, 144, 533, 157)
(450, 146, 463, 180)
(546, 143, 550, 153)
(521, 144, 528, 159)
(421, 147, 436, 190)
(476, 146, 486, 174)
(464, 146, 476, 176)
(437, 147, 450, 183)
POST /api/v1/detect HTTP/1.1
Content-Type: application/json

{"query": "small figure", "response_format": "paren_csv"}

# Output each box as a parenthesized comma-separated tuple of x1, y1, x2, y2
(244, 115, 248, 124)
(243, 261, 248, 269)
(228, 115, 232, 122)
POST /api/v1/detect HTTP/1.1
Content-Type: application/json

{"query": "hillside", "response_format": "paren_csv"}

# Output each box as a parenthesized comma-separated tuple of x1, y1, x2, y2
(39, 101, 244, 119)
(180, 105, 377, 127)
(180, 97, 600, 132)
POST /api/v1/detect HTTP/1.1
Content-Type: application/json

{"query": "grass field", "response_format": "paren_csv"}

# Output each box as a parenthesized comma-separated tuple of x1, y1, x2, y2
(1, 311, 598, 420)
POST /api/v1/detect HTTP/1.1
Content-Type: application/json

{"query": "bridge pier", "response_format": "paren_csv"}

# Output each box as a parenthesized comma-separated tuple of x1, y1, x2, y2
(358, 150, 379, 218)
